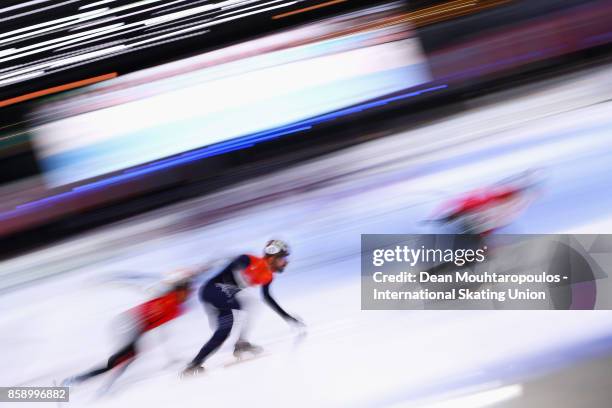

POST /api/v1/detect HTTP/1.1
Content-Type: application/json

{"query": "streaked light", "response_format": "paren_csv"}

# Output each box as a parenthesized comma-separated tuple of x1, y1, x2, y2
(0, 72, 117, 108)
(0, 71, 45, 87)
(0, 0, 56, 15)
(0, 23, 126, 63)
(79, 0, 117, 10)
(48, 45, 127, 68)
(129, 28, 210, 47)
(144, 0, 252, 26)
(0, 0, 81, 23)
(272, 0, 347, 19)
(217, 0, 289, 19)
(0, 8, 109, 41)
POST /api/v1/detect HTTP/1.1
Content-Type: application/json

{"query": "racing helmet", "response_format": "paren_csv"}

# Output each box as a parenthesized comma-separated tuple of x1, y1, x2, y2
(263, 239, 290, 257)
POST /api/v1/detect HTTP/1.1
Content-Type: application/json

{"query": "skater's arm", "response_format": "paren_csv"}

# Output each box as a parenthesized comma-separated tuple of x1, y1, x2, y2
(261, 283, 297, 322)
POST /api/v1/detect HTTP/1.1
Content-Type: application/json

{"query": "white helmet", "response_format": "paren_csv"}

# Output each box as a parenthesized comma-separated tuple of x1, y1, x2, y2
(264, 239, 290, 257)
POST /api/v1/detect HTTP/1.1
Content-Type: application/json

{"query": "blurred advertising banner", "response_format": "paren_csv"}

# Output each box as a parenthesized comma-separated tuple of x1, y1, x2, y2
(362, 234, 612, 310)
(31, 2, 429, 188)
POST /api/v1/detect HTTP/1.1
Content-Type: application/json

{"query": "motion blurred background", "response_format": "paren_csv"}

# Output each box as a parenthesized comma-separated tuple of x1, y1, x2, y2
(2, 1, 612, 407)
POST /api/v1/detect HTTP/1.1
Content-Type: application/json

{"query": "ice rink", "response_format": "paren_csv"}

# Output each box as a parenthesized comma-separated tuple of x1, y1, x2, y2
(2, 64, 612, 407)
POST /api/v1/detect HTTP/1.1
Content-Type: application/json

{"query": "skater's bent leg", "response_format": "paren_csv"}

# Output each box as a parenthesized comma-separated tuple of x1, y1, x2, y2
(108, 342, 138, 367)
(190, 309, 234, 366)
(73, 342, 138, 383)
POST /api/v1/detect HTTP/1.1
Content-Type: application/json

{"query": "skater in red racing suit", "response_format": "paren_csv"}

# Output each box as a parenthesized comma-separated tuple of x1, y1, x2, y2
(432, 170, 542, 235)
(62, 276, 193, 386)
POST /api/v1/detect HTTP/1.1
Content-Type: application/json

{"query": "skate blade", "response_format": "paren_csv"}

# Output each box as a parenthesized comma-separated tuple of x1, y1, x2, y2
(224, 352, 270, 368)
(233, 348, 264, 359)
(180, 369, 206, 380)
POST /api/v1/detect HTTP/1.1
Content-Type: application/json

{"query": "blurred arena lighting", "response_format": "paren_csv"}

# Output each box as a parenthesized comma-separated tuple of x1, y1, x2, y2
(0, 0, 307, 92)
(0, 0, 516, 102)
(2, 0, 606, 113)
(272, 0, 347, 19)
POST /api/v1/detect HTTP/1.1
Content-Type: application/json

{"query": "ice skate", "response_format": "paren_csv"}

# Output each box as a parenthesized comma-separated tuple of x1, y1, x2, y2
(233, 341, 264, 360)
(181, 364, 206, 378)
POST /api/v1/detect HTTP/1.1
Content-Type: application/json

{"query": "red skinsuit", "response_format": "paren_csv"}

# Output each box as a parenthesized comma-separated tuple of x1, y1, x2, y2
(450, 187, 525, 235)
(452, 188, 519, 214)
(241, 255, 274, 286)
(132, 291, 184, 332)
